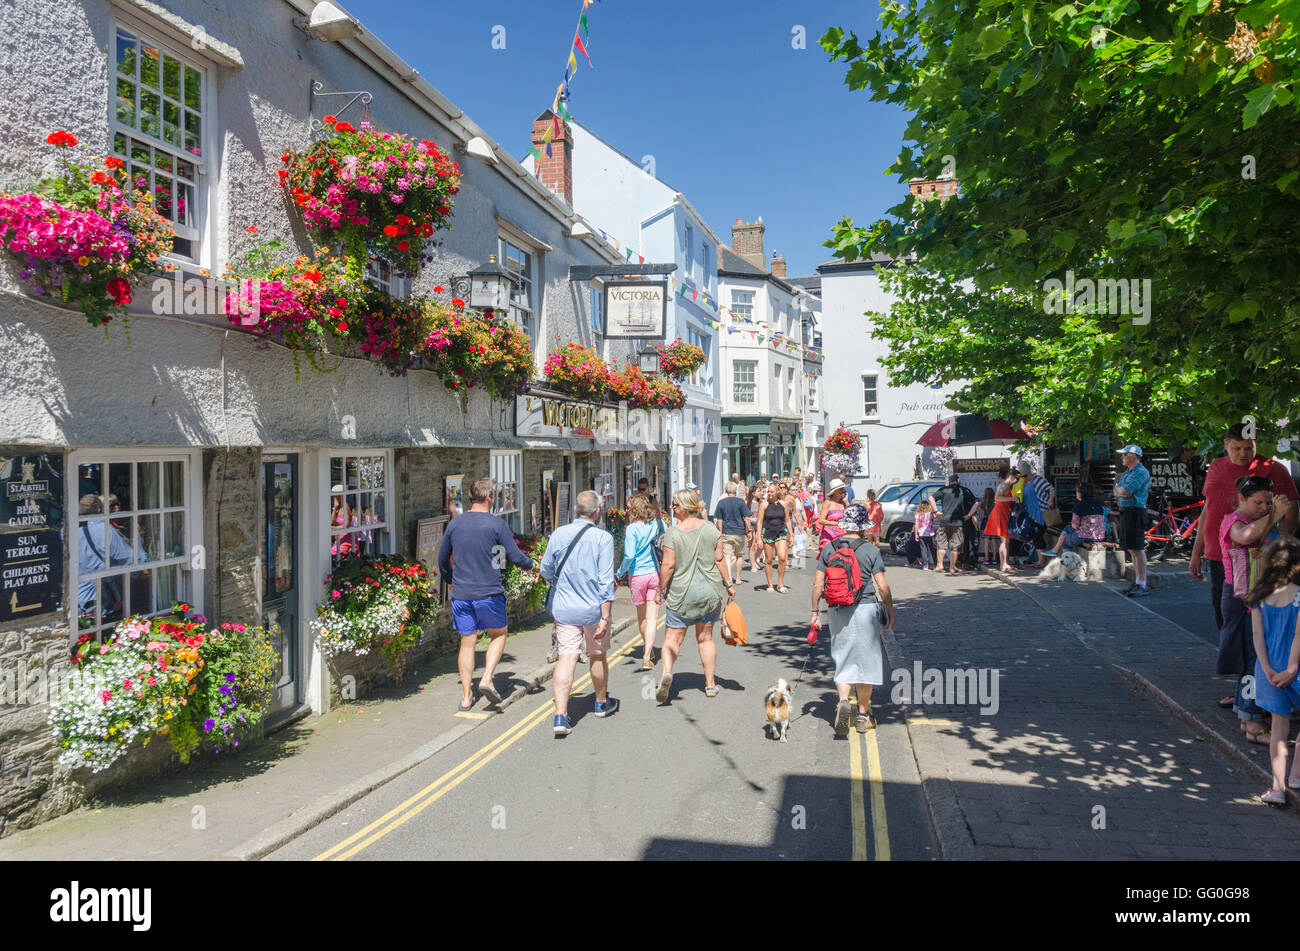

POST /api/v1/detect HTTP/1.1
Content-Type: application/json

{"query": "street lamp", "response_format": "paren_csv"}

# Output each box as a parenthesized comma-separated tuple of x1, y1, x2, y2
(638, 347, 660, 375)
(466, 254, 516, 311)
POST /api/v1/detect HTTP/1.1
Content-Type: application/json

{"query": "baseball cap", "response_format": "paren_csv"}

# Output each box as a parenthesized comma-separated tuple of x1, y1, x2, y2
(1120, 444, 1143, 457)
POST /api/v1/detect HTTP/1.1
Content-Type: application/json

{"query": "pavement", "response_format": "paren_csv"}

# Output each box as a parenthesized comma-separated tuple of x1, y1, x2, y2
(3, 546, 1299, 861)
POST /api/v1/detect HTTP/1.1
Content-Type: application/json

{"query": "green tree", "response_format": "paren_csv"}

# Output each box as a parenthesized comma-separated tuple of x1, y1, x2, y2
(822, 1, 1300, 453)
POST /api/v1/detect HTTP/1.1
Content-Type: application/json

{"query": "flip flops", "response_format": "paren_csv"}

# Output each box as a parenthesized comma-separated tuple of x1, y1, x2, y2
(478, 681, 503, 706)
(456, 699, 474, 713)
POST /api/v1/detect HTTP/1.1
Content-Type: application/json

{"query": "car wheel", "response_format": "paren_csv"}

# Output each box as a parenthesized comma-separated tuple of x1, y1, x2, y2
(889, 525, 910, 555)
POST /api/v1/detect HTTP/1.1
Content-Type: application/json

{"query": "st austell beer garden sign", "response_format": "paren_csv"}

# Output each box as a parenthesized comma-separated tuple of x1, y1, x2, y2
(0, 455, 64, 622)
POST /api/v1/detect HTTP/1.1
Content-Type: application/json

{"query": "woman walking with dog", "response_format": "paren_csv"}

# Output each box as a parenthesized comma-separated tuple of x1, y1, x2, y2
(654, 488, 736, 703)
(810, 503, 894, 736)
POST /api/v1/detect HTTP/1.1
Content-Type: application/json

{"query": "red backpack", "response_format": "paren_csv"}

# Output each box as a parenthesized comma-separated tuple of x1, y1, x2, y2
(824, 539, 867, 606)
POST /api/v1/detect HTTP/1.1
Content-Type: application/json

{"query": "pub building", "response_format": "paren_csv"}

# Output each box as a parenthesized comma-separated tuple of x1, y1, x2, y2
(0, 0, 664, 834)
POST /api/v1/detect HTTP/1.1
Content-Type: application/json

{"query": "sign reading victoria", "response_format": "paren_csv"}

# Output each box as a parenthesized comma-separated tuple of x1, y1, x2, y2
(516, 394, 665, 449)
(603, 281, 667, 339)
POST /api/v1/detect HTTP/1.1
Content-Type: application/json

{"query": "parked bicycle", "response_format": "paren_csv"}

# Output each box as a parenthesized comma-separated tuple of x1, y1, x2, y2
(1143, 491, 1202, 560)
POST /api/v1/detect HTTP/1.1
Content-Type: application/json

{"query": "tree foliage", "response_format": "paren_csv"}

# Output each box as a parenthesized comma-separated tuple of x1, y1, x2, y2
(822, 1, 1300, 453)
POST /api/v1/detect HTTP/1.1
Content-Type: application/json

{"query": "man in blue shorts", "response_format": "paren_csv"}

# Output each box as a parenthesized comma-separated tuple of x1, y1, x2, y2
(438, 476, 537, 710)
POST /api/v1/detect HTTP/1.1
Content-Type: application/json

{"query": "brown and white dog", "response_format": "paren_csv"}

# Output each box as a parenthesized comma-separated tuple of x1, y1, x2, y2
(765, 678, 793, 742)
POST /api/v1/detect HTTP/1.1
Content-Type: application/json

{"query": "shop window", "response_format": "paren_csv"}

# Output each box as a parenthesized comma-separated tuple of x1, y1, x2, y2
(598, 452, 615, 511)
(112, 23, 208, 262)
(490, 450, 521, 532)
(327, 454, 391, 569)
(71, 453, 197, 645)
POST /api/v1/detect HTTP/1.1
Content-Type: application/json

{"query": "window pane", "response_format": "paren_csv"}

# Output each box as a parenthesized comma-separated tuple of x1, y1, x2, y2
(116, 78, 136, 126)
(114, 133, 126, 156)
(140, 89, 160, 137)
(330, 458, 344, 492)
(108, 462, 132, 511)
(374, 492, 386, 524)
(164, 510, 185, 558)
(140, 43, 160, 87)
(138, 461, 160, 509)
(162, 55, 180, 100)
(117, 31, 137, 76)
(164, 460, 184, 506)
(78, 464, 103, 511)
(154, 173, 173, 219)
(102, 577, 125, 627)
(163, 101, 181, 147)
(138, 513, 161, 562)
(128, 570, 152, 617)
(155, 564, 180, 610)
(184, 110, 202, 156)
(184, 66, 201, 110)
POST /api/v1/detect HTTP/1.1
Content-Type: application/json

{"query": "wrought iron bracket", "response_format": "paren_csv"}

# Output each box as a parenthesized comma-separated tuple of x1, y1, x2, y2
(310, 80, 374, 139)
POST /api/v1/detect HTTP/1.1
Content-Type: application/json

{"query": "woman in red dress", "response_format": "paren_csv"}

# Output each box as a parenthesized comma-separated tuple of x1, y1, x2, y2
(984, 466, 1017, 572)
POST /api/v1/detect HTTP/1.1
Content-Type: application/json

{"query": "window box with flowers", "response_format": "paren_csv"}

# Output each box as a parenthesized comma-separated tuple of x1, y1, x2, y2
(541, 343, 612, 402)
(0, 131, 175, 329)
(50, 604, 279, 775)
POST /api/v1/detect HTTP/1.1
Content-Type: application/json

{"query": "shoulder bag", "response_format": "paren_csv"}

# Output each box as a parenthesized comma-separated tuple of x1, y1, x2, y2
(545, 522, 595, 615)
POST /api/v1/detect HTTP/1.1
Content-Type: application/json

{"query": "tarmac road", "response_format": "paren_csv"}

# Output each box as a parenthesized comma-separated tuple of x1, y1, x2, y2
(269, 555, 938, 861)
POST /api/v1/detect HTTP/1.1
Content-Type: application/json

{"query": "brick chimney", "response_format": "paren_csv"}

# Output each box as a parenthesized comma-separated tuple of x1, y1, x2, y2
(770, 251, 786, 278)
(731, 217, 765, 269)
(908, 177, 958, 201)
(531, 110, 573, 205)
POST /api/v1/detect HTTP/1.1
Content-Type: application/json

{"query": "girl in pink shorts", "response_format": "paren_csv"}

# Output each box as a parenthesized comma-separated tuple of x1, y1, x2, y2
(619, 495, 664, 671)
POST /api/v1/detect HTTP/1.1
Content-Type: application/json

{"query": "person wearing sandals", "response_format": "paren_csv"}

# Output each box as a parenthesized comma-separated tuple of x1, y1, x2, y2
(810, 503, 894, 735)
(984, 467, 1017, 572)
(654, 488, 736, 703)
(618, 492, 664, 671)
(1244, 539, 1300, 803)
(437, 476, 539, 712)
(758, 483, 795, 592)
(1218, 476, 1293, 745)
(540, 490, 618, 736)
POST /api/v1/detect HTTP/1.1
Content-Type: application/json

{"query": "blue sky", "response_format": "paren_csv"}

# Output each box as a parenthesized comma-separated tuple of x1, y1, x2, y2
(347, 0, 910, 277)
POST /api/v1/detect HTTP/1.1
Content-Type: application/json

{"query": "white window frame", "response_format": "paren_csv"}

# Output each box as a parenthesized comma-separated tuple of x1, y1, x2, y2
(499, 223, 541, 348)
(322, 451, 394, 571)
(731, 290, 754, 323)
(632, 452, 645, 492)
(68, 449, 203, 644)
(684, 224, 694, 280)
(686, 324, 708, 389)
(598, 451, 615, 513)
(110, 14, 218, 269)
(490, 450, 522, 532)
(588, 282, 603, 336)
(863, 374, 880, 419)
(365, 256, 411, 299)
(734, 360, 757, 405)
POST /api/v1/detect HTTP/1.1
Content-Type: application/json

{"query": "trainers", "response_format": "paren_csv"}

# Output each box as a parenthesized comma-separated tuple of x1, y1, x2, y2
(553, 714, 573, 736)
(655, 674, 673, 704)
(834, 699, 852, 737)
(593, 696, 619, 717)
(1127, 584, 1150, 598)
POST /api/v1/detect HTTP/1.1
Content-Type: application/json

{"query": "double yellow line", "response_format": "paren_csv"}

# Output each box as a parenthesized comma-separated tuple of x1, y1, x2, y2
(314, 621, 657, 861)
(848, 724, 891, 861)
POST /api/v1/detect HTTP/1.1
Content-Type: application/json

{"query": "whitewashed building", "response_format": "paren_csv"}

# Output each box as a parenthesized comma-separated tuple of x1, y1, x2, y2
(524, 119, 725, 508)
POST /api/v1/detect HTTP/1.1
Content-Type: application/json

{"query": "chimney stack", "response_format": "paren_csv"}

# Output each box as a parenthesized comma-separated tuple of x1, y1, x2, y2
(770, 251, 786, 279)
(908, 177, 958, 201)
(531, 110, 573, 205)
(731, 217, 765, 269)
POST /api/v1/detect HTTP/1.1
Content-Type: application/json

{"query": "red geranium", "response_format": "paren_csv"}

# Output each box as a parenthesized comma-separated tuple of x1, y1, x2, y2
(46, 130, 77, 147)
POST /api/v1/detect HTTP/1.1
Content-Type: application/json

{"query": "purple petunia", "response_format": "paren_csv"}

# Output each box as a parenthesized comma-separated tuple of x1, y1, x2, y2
(218, 684, 232, 695)
(225, 673, 236, 683)
(202, 718, 215, 733)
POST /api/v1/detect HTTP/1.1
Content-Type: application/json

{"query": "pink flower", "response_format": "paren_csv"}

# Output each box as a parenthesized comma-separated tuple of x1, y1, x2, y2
(332, 590, 341, 599)
(100, 690, 113, 702)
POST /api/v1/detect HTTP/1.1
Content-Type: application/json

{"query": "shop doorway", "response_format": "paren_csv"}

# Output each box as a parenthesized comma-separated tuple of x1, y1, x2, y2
(262, 454, 300, 718)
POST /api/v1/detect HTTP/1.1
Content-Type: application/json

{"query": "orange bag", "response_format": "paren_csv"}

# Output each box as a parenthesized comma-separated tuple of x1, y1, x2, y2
(723, 600, 748, 645)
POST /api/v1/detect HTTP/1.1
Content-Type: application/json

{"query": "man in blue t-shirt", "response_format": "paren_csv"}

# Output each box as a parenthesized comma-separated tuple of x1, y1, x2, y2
(437, 476, 537, 710)
(712, 481, 752, 579)
(1113, 444, 1152, 597)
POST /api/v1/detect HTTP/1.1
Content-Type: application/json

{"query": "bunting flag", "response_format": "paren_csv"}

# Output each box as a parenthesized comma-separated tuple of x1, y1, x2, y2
(625, 248, 633, 262)
(568, 49, 578, 76)
(579, 10, 589, 37)
(525, 146, 542, 161)
(574, 33, 593, 67)
(638, 254, 645, 264)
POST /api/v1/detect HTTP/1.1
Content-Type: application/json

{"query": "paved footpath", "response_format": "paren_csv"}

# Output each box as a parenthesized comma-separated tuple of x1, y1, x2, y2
(888, 561, 1300, 860)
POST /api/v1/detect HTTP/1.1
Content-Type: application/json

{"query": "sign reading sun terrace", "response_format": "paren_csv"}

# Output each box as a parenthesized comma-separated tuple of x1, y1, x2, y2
(603, 281, 667, 339)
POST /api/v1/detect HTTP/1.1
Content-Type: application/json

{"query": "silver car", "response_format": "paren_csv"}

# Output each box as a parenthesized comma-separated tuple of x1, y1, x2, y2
(876, 481, 946, 555)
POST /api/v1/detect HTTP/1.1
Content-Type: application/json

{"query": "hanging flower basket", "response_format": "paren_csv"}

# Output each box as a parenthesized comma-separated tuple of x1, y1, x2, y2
(542, 343, 612, 402)
(280, 117, 461, 274)
(0, 131, 175, 326)
(656, 338, 706, 379)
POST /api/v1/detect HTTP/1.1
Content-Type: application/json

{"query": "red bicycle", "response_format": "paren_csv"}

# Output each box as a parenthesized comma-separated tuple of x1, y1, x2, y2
(1144, 492, 1203, 560)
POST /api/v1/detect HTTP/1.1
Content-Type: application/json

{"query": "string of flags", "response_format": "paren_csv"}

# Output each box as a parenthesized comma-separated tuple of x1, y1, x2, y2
(525, 0, 599, 162)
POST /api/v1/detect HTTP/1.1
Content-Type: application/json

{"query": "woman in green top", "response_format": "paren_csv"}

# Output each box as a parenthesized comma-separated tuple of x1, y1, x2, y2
(654, 488, 736, 703)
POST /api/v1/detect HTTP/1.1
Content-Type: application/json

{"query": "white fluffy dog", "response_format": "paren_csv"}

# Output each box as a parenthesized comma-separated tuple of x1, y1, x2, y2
(1041, 549, 1089, 582)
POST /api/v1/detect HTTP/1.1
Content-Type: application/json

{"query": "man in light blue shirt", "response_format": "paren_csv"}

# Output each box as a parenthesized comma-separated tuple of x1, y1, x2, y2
(540, 490, 617, 736)
(1113, 444, 1152, 596)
